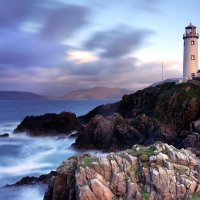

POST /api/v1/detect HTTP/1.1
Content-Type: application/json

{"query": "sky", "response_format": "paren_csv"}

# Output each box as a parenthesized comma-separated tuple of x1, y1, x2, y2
(0, 0, 200, 95)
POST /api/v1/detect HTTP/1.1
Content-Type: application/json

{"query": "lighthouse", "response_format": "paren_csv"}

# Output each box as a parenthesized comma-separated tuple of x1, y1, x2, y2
(183, 23, 199, 81)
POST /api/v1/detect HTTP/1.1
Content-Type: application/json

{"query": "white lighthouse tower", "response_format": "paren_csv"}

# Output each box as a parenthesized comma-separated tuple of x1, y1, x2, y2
(183, 23, 199, 81)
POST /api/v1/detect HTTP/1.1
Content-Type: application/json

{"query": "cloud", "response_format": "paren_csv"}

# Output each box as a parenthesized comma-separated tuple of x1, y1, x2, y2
(85, 26, 154, 58)
(0, 1, 90, 41)
(40, 4, 90, 40)
(0, 53, 182, 95)
(67, 50, 99, 64)
(133, 0, 162, 13)
(0, 0, 168, 96)
(0, 0, 36, 27)
(85, 0, 162, 13)
(0, 30, 67, 68)
(52, 57, 181, 91)
(0, 1, 91, 71)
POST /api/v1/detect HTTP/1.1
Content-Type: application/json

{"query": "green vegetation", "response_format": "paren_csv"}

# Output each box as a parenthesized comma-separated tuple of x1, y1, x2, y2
(82, 156, 97, 166)
(142, 162, 151, 169)
(130, 165, 135, 171)
(130, 165, 140, 179)
(107, 155, 113, 161)
(141, 189, 150, 200)
(154, 141, 163, 145)
(125, 174, 129, 181)
(191, 192, 200, 200)
(129, 145, 155, 157)
(68, 164, 75, 172)
(178, 167, 187, 175)
(135, 170, 140, 178)
(156, 83, 200, 122)
(119, 152, 126, 158)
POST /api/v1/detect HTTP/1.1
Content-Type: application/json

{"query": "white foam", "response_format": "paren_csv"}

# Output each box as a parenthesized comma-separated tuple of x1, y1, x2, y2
(0, 184, 45, 200)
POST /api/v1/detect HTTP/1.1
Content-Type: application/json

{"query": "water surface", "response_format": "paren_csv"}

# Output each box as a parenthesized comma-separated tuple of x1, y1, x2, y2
(0, 99, 113, 200)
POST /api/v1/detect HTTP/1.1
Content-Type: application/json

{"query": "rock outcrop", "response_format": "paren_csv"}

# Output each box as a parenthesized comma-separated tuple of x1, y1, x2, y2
(75, 113, 175, 151)
(75, 82, 200, 152)
(44, 143, 200, 200)
(5, 171, 57, 187)
(0, 133, 9, 138)
(81, 82, 200, 131)
(14, 112, 80, 136)
(14, 82, 200, 151)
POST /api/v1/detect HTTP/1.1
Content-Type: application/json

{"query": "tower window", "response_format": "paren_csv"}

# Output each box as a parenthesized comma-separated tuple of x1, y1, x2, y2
(191, 55, 195, 60)
(191, 40, 195, 45)
(191, 73, 195, 77)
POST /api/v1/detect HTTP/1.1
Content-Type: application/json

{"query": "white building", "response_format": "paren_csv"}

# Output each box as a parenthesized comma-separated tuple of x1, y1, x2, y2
(183, 23, 199, 82)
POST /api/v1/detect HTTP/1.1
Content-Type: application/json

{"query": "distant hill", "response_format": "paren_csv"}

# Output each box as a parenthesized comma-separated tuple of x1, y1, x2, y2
(54, 86, 131, 100)
(0, 91, 47, 100)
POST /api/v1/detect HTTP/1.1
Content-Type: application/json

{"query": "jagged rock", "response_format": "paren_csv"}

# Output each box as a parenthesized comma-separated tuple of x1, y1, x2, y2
(14, 82, 200, 151)
(75, 113, 138, 150)
(89, 179, 114, 200)
(74, 113, 174, 150)
(74, 82, 200, 151)
(14, 112, 80, 136)
(181, 132, 200, 156)
(5, 171, 57, 187)
(44, 143, 200, 200)
(0, 133, 9, 138)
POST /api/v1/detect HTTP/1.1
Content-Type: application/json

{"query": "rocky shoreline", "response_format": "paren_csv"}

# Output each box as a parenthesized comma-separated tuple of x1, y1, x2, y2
(12, 82, 200, 199)
(14, 82, 200, 153)
(4, 171, 57, 188)
(44, 143, 200, 200)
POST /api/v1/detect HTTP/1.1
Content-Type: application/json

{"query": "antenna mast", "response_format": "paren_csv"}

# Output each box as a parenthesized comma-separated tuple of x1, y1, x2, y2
(162, 62, 164, 81)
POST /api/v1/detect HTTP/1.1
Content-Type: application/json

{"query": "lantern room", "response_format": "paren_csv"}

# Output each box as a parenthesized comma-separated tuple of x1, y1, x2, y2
(183, 22, 199, 39)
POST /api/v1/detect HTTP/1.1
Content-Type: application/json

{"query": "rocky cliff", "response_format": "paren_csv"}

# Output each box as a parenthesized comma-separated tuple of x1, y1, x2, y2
(75, 113, 174, 151)
(80, 82, 200, 126)
(75, 82, 200, 152)
(44, 143, 200, 200)
(14, 82, 200, 152)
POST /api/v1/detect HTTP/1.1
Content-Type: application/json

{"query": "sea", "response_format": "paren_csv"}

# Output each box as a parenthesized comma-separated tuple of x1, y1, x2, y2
(0, 99, 114, 200)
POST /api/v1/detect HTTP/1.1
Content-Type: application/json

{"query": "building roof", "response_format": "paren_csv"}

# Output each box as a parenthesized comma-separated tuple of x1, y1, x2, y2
(186, 22, 196, 29)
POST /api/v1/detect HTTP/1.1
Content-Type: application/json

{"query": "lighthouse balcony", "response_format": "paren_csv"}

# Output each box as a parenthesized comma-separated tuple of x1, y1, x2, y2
(183, 33, 199, 39)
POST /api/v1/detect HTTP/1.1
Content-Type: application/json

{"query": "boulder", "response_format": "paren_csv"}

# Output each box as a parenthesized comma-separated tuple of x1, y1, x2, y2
(181, 132, 200, 156)
(14, 112, 80, 136)
(0, 133, 9, 138)
(4, 171, 57, 187)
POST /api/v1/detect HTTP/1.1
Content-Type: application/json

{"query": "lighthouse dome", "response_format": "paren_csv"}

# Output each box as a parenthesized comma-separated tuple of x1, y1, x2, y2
(186, 22, 196, 29)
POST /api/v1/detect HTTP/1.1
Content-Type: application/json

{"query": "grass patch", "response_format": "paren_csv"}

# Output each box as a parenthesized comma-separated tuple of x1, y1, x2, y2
(130, 165, 135, 171)
(156, 82, 200, 122)
(129, 145, 155, 157)
(107, 155, 113, 161)
(178, 167, 187, 175)
(125, 174, 129, 181)
(141, 189, 150, 200)
(191, 192, 200, 200)
(142, 162, 151, 169)
(82, 156, 97, 166)
(119, 152, 126, 158)
(135, 170, 140, 178)
(129, 165, 140, 179)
